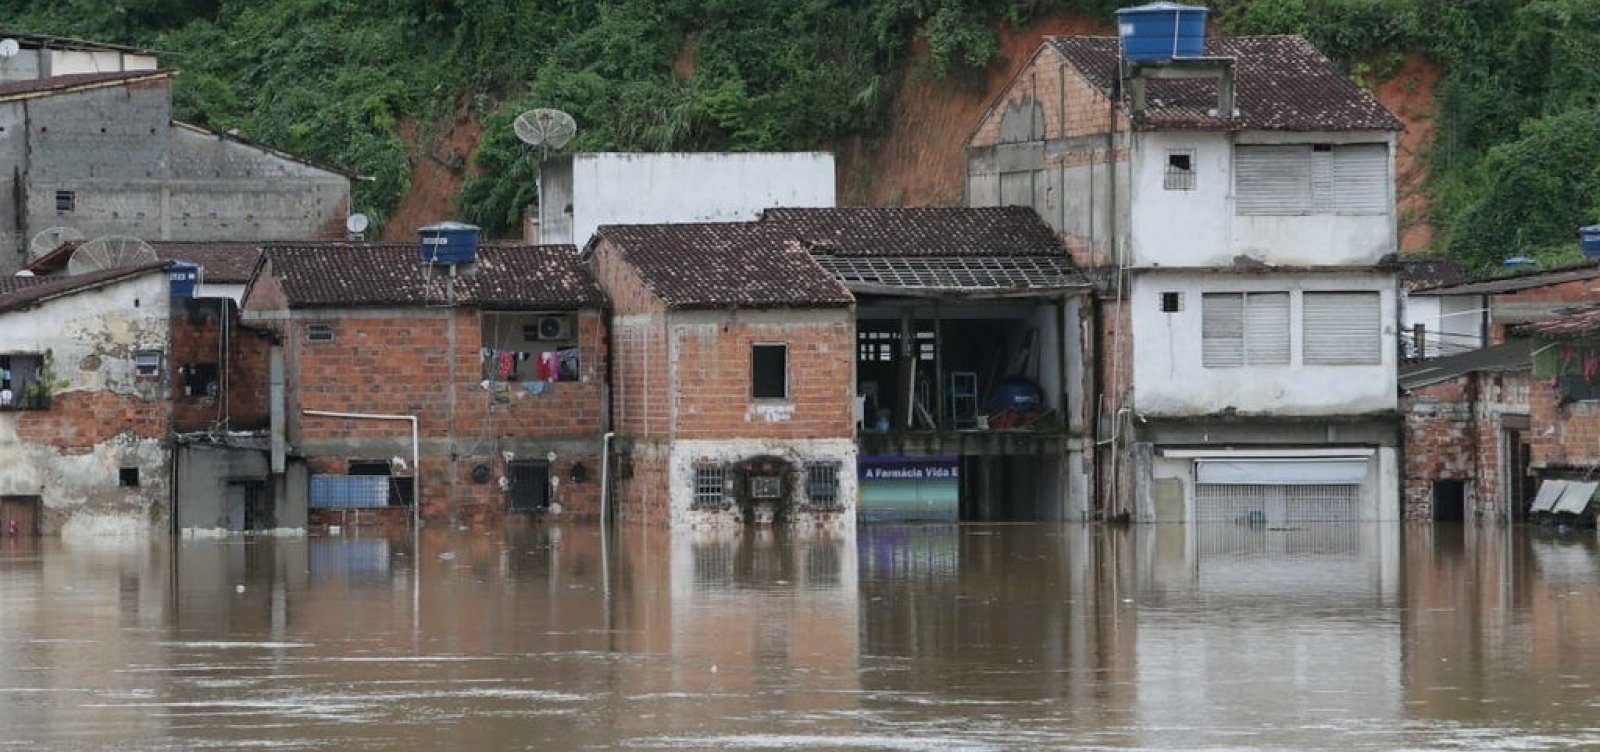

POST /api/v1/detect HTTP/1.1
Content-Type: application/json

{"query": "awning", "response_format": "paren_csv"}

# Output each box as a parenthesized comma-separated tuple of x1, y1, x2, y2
(1194, 457, 1370, 486)
(1530, 479, 1599, 514)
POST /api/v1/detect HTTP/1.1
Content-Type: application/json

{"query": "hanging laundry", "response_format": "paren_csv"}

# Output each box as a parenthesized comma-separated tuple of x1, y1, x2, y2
(497, 351, 516, 380)
(538, 351, 560, 382)
(557, 346, 581, 382)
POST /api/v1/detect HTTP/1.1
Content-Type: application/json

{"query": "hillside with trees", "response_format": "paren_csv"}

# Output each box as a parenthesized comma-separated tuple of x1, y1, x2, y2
(8, 0, 1599, 272)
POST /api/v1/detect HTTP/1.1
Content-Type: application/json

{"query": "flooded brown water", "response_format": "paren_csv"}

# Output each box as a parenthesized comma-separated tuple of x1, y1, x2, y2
(2, 523, 1598, 750)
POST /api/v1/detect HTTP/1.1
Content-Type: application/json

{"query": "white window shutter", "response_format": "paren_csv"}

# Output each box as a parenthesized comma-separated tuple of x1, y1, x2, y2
(1244, 292, 1290, 364)
(1329, 144, 1388, 213)
(1303, 292, 1382, 365)
(1202, 293, 1244, 367)
(1236, 146, 1312, 215)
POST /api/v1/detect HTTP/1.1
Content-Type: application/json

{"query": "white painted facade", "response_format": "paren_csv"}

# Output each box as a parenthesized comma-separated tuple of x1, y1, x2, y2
(1147, 447, 1401, 522)
(1129, 130, 1397, 268)
(0, 43, 158, 83)
(667, 438, 856, 531)
(0, 271, 172, 535)
(1402, 293, 1484, 358)
(542, 152, 836, 248)
(1130, 270, 1398, 416)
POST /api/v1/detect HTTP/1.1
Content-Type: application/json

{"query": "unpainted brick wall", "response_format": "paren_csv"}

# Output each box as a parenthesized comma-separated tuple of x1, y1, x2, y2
(969, 46, 1123, 150)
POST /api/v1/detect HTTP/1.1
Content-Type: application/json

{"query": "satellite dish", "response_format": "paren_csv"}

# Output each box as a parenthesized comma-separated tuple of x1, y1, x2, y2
(30, 226, 85, 257)
(14, 270, 34, 277)
(68, 235, 159, 275)
(346, 213, 370, 235)
(0, 40, 19, 60)
(513, 109, 577, 150)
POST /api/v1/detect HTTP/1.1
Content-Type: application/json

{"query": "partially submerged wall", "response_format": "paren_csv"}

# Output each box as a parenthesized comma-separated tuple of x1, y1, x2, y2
(0, 272, 172, 534)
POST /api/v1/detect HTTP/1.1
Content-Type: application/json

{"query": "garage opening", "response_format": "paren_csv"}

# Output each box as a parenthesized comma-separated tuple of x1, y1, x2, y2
(1192, 455, 1369, 524)
(1, 495, 41, 536)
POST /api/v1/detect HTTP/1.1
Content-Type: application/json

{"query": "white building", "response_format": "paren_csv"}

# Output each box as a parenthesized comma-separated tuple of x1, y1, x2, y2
(967, 32, 1405, 522)
(0, 32, 159, 82)
(536, 152, 835, 248)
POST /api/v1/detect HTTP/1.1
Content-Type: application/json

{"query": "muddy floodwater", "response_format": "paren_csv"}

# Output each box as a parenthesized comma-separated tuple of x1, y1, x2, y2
(3, 523, 1600, 751)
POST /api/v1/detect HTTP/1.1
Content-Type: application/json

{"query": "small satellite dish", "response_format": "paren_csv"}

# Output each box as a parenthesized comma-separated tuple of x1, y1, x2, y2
(0, 40, 19, 60)
(68, 235, 159, 275)
(513, 109, 577, 151)
(346, 213, 370, 235)
(30, 226, 85, 257)
(13, 270, 34, 277)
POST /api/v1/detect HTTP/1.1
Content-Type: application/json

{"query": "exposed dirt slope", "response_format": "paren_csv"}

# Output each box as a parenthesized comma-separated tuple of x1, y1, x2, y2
(382, 104, 483, 241)
(1371, 54, 1438, 252)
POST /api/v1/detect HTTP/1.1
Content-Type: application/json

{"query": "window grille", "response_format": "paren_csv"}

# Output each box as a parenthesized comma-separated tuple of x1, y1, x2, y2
(1164, 149, 1196, 190)
(1160, 291, 1182, 313)
(693, 464, 726, 509)
(134, 350, 163, 377)
(55, 190, 75, 212)
(806, 462, 842, 508)
(306, 323, 334, 342)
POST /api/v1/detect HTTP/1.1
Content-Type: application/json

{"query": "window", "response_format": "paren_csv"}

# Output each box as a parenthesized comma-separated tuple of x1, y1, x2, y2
(1201, 292, 1289, 367)
(1303, 292, 1382, 365)
(1164, 149, 1196, 190)
(806, 462, 841, 508)
(55, 190, 75, 212)
(693, 464, 726, 509)
(119, 468, 140, 487)
(0, 353, 48, 410)
(1160, 291, 1183, 313)
(751, 343, 788, 400)
(306, 323, 334, 342)
(134, 350, 163, 377)
(180, 363, 219, 398)
(1235, 143, 1388, 215)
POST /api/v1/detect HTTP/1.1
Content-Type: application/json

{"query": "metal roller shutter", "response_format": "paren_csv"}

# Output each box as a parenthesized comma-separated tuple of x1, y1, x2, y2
(1194, 483, 1361, 523)
(1330, 144, 1389, 213)
(1304, 292, 1381, 365)
(1236, 145, 1312, 215)
(1202, 293, 1244, 367)
(1244, 292, 1289, 364)
(1202, 292, 1288, 366)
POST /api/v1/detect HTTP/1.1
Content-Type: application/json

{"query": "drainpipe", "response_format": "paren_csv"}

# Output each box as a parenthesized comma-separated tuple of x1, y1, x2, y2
(302, 409, 419, 536)
(600, 431, 615, 524)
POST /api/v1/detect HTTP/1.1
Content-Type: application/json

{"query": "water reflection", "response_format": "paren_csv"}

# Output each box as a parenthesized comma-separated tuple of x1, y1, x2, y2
(2, 523, 1600, 750)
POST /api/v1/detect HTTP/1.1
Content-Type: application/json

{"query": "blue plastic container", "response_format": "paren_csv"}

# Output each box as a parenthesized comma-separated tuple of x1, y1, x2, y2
(419, 221, 481, 265)
(1116, 2, 1209, 63)
(1581, 224, 1600, 258)
(990, 377, 1043, 413)
(169, 262, 199, 298)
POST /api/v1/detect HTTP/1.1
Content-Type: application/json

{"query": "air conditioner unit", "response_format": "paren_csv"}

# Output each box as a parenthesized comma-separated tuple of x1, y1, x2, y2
(536, 315, 573, 341)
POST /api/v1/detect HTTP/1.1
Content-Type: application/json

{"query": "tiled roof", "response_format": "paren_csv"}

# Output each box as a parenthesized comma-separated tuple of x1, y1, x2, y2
(0, 263, 169, 315)
(259, 243, 604, 309)
(1522, 304, 1600, 337)
(761, 207, 1065, 257)
(1047, 36, 1402, 132)
(594, 223, 853, 309)
(0, 70, 172, 102)
(151, 242, 263, 284)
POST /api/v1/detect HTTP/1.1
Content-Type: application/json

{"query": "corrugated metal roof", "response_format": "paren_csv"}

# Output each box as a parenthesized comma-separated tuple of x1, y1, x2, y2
(1521, 304, 1600, 337)
(1398, 340, 1532, 390)
(1413, 262, 1600, 296)
(260, 243, 604, 309)
(1047, 35, 1403, 132)
(0, 70, 172, 102)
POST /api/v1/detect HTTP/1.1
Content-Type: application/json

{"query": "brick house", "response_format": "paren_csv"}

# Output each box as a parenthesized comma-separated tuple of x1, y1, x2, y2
(968, 32, 1405, 522)
(1399, 342, 1533, 521)
(241, 239, 609, 526)
(588, 222, 857, 528)
(0, 263, 175, 536)
(1406, 262, 1600, 359)
(1521, 308, 1600, 522)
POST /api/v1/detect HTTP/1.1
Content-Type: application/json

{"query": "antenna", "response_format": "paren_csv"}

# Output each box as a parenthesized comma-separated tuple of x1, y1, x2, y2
(30, 226, 85, 258)
(346, 213, 370, 240)
(0, 40, 19, 60)
(513, 109, 577, 159)
(68, 235, 158, 275)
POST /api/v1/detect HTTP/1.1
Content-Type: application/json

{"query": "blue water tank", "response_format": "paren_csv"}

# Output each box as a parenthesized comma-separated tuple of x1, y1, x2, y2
(1116, 2, 1209, 63)
(419, 221, 480, 265)
(169, 262, 199, 299)
(1502, 256, 1537, 272)
(1581, 225, 1600, 257)
(990, 377, 1043, 413)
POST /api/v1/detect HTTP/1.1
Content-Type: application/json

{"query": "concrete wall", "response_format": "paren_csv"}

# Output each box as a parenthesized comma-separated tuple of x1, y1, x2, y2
(0, 78, 349, 272)
(1129, 269, 1399, 416)
(0, 48, 157, 83)
(543, 152, 836, 248)
(1129, 131, 1396, 268)
(1403, 293, 1484, 358)
(966, 45, 1130, 268)
(173, 442, 307, 531)
(0, 271, 172, 535)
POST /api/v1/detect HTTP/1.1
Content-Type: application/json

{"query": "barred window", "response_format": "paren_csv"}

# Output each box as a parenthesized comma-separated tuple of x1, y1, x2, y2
(693, 464, 726, 509)
(806, 462, 841, 508)
(1164, 149, 1196, 191)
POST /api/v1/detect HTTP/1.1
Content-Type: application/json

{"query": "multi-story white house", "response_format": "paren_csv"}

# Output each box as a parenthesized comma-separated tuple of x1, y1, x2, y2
(966, 18, 1405, 522)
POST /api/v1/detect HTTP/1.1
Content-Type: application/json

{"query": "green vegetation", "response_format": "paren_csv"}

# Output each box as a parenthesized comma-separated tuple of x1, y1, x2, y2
(11, 0, 1600, 273)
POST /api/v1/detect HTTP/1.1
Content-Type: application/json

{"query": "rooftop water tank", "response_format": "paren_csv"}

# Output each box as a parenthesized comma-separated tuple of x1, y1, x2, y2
(419, 221, 480, 265)
(1581, 224, 1600, 258)
(1502, 256, 1537, 273)
(1116, 2, 1209, 63)
(169, 262, 199, 299)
